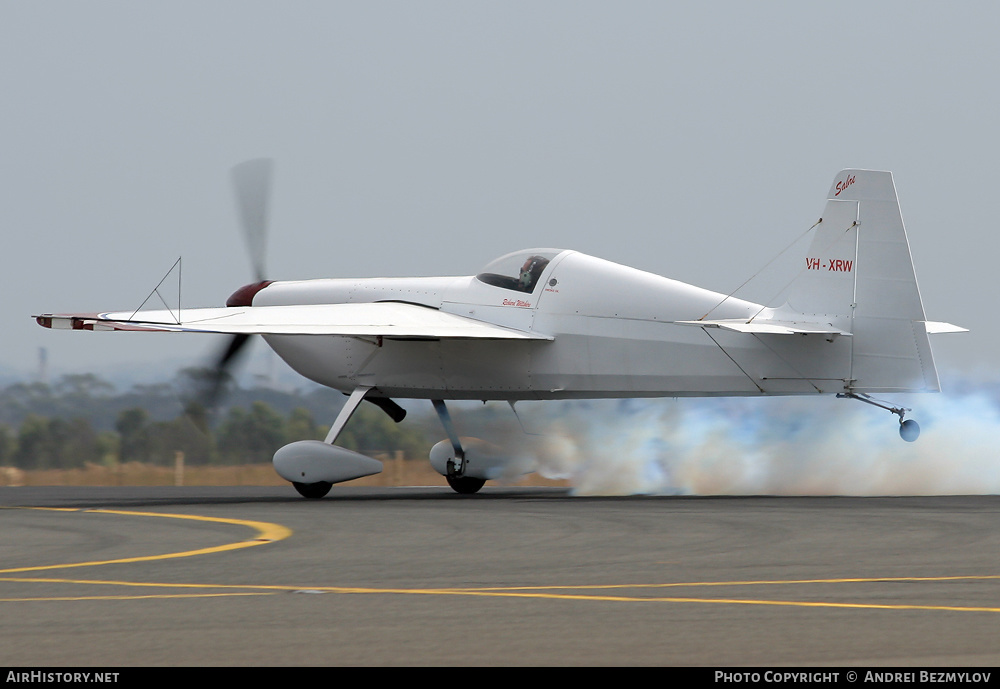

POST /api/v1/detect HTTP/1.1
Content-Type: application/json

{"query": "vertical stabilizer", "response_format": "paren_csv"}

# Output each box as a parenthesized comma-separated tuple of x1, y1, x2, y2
(781, 170, 939, 392)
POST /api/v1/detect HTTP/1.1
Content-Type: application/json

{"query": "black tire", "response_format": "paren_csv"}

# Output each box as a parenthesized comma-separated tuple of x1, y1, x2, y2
(293, 481, 333, 499)
(446, 475, 486, 494)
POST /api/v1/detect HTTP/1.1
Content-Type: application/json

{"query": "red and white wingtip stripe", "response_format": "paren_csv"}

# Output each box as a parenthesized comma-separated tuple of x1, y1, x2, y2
(34, 314, 172, 332)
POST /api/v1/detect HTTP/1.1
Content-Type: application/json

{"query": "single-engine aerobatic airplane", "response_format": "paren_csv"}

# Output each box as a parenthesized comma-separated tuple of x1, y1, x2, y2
(36, 163, 965, 497)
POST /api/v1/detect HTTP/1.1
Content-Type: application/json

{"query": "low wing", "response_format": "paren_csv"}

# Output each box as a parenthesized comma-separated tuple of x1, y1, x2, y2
(35, 302, 552, 340)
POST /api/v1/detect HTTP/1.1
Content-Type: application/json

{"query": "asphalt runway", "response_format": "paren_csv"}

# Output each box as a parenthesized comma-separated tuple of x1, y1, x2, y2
(1, 486, 999, 666)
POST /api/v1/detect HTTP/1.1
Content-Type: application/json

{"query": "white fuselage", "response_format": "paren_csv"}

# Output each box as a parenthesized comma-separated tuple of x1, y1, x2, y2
(253, 250, 852, 400)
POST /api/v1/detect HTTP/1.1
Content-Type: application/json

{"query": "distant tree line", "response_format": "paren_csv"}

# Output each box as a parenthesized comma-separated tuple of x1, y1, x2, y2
(0, 370, 428, 470)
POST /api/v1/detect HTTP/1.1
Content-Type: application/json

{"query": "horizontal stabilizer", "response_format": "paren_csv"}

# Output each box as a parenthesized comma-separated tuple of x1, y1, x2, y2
(35, 302, 552, 340)
(675, 318, 852, 336)
(923, 321, 968, 334)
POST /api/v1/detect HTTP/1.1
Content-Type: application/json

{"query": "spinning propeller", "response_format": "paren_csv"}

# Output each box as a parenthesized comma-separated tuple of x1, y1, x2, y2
(231, 157, 272, 285)
(200, 159, 274, 412)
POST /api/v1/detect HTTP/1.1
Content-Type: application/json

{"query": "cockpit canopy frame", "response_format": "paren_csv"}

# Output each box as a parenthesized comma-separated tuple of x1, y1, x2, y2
(475, 248, 562, 294)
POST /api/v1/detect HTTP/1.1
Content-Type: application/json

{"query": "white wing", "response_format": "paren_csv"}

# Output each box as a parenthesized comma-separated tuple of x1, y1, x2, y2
(36, 302, 552, 340)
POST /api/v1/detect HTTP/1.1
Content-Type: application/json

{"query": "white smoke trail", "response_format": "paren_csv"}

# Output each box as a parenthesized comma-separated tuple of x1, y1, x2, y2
(503, 390, 1000, 496)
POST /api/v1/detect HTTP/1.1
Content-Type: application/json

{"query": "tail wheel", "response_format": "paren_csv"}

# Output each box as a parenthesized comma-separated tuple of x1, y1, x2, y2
(293, 481, 333, 499)
(899, 419, 920, 442)
(446, 475, 486, 494)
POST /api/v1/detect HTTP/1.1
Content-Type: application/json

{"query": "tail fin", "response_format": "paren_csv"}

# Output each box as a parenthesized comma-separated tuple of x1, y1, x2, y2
(781, 169, 940, 393)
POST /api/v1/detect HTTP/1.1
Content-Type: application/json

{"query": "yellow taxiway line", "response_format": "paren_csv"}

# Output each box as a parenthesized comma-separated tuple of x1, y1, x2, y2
(2, 507, 997, 613)
(0, 507, 291, 575)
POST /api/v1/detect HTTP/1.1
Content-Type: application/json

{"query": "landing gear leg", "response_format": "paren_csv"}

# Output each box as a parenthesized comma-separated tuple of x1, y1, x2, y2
(837, 392, 920, 442)
(432, 399, 466, 477)
(325, 386, 373, 444)
(432, 399, 484, 494)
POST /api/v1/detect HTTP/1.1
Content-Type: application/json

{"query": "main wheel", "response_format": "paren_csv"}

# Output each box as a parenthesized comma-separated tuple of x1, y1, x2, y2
(446, 475, 486, 494)
(293, 481, 333, 499)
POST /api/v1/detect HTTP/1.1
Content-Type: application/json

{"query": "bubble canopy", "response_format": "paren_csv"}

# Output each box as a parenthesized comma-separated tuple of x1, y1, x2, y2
(475, 248, 563, 293)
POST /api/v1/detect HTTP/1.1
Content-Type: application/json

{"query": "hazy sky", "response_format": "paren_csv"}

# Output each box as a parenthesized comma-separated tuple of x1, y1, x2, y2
(2, 1, 993, 385)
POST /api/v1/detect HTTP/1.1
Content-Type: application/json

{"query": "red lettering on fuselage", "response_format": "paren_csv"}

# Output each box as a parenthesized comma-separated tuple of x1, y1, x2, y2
(502, 298, 532, 307)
